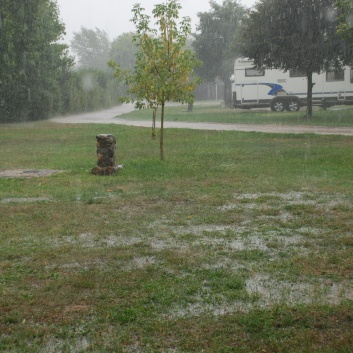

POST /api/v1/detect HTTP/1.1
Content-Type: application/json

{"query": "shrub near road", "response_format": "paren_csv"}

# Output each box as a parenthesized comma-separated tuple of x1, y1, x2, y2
(0, 117, 353, 352)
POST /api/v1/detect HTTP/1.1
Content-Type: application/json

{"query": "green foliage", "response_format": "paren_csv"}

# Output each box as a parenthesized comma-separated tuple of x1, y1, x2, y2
(58, 69, 121, 114)
(0, 0, 73, 122)
(109, 32, 138, 72)
(192, 0, 247, 102)
(239, 0, 344, 73)
(337, 0, 353, 54)
(129, 0, 201, 109)
(0, 2, 128, 121)
(0, 82, 29, 121)
(71, 27, 111, 71)
(110, 0, 201, 160)
(28, 89, 53, 120)
(238, 0, 347, 118)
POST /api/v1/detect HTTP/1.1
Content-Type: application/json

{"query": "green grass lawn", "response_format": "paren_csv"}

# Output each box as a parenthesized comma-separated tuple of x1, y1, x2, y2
(119, 102, 353, 127)
(1, 112, 353, 352)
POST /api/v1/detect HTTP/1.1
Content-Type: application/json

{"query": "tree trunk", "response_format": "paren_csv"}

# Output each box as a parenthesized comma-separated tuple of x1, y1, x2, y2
(152, 107, 157, 140)
(223, 79, 232, 106)
(306, 71, 313, 118)
(160, 101, 165, 161)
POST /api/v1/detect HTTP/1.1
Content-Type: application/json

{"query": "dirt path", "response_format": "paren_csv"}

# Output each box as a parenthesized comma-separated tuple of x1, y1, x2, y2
(50, 104, 353, 136)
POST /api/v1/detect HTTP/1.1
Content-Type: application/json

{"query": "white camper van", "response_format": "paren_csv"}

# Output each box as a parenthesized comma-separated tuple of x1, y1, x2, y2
(231, 58, 353, 112)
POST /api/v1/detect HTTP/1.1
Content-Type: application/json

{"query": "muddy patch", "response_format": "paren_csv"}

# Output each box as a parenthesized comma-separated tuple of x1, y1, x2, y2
(0, 169, 64, 178)
(1, 197, 52, 204)
(246, 274, 353, 306)
(166, 274, 353, 319)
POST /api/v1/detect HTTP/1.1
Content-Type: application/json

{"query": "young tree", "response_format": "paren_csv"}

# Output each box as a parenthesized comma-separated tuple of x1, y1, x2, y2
(238, 0, 346, 118)
(192, 0, 247, 104)
(110, 0, 201, 160)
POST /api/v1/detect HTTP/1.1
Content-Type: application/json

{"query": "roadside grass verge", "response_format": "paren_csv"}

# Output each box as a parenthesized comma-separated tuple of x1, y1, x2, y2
(119, 102, 353, 127)
(1, 121, 353, 352)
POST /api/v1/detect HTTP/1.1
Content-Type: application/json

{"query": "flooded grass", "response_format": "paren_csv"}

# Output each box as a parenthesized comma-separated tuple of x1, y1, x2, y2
(0, 121, 353, 351)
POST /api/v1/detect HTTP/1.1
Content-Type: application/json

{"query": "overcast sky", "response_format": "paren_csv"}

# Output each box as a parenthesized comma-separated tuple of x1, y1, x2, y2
(56, 0, 257, 43)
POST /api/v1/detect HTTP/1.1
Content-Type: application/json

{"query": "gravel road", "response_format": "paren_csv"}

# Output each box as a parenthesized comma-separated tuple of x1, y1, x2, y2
(50, 104, 353, 136)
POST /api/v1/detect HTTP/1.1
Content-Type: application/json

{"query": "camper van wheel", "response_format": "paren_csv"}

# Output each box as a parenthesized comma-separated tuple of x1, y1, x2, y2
(287, 98, 300, 112)
(271, 98, 285, 112)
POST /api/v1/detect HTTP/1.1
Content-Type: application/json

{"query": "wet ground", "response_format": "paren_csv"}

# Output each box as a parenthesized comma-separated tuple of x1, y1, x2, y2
(49, 104, 353, 136)
(0, 169, 63, 178)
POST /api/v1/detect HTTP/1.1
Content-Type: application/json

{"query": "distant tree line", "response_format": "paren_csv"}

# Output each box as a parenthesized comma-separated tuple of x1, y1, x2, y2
(0, 1, 133, 123)
(0, 0, 70, 122)
(59, 69, 121, 114)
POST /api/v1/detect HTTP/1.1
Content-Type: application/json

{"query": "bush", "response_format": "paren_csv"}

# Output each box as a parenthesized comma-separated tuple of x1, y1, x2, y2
(0, 83, 29, 122)
(28, 89, 53, 121)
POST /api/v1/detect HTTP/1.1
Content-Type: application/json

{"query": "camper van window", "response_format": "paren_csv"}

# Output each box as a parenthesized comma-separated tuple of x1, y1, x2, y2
(350, 69, 353, 83)
(290, 69, 306, 77)
(326, 70, 344, 82)
(245, 67, 265, 77)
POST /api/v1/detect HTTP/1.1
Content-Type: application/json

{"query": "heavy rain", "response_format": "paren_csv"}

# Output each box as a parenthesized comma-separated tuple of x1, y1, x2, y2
(1, 0, 353, 351)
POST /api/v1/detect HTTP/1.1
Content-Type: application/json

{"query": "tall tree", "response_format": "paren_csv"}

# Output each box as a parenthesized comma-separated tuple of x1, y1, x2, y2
(0, 0, 72, 121)
(238, 0, 346, 118)
(110, 32, 138, 71)
(192, 0, 247, 104)
(71, 27, 110, 70)
(110, 0, 201, 160)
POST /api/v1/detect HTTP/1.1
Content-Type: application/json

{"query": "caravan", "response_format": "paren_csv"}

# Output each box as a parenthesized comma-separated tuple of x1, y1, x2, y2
(231, 58, 353, 111)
